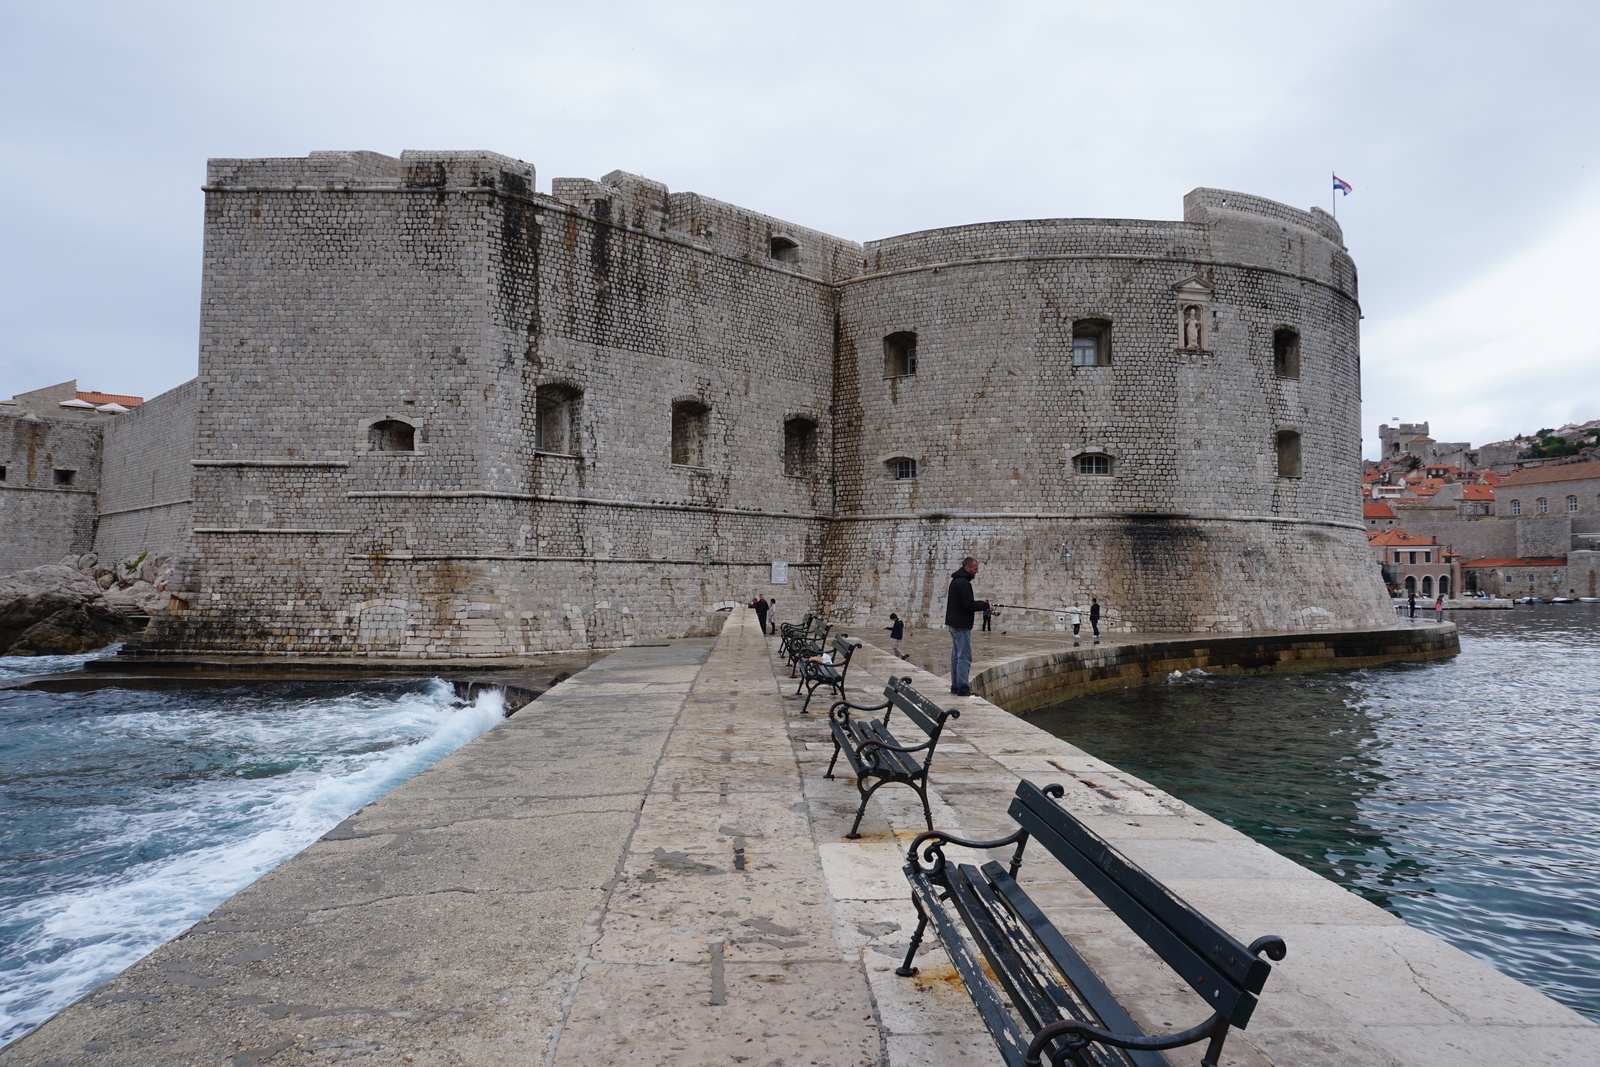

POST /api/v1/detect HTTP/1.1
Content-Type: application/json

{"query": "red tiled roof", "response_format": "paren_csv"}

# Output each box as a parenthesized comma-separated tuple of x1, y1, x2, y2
(76, 390, 144, 407)
(1363, 502, 1395, 518)
(1461, 557, 1567, 568)
(1497, 461, 1600, 487)
(1368, 529, 1443, 547)
(1461, 485, 1495, 500)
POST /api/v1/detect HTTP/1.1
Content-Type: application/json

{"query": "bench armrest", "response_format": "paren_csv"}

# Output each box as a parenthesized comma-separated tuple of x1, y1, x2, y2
(1025, 1013, 1228, 1067)
(906, 826, 1032, 880)
(827, 698, 891, 722)
(859, 737, 933, 756)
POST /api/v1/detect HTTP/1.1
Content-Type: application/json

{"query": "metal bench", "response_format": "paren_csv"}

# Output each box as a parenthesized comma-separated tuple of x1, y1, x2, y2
(898, 778, 1286, 1067)
(823, 675, 960, 838)
(795, 633, 861, 713)
(781, 616, 830, 677)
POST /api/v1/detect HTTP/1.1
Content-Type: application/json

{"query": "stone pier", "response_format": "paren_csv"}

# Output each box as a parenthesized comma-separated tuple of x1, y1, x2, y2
(4, 610, 1595, 1066)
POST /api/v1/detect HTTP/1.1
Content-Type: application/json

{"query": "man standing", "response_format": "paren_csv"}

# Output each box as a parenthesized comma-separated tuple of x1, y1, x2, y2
(944, 557, 991, 697)
(1089, 596, 1101, 639)
(750, 595, 769, 635)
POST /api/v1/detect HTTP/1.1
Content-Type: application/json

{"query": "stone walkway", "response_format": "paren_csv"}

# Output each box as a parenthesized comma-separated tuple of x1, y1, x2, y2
(7, 610, 1598, 1066)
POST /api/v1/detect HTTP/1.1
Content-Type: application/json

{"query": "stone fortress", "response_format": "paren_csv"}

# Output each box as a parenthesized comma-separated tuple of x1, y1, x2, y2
(1, 148, 1397, 656)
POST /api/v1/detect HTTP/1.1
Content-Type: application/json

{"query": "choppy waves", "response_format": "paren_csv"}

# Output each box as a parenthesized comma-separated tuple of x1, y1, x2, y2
(0, 674, 505, 1046)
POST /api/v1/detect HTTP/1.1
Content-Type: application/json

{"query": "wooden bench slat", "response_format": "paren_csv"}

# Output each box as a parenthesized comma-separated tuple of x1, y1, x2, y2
(1012, 784, 1269, 1007)
(907, 875, 1032, 1067)
(983, 862, 1173, 1067)
(1010, 793, 1264, 1028)
(949, 865, 1137, 1067)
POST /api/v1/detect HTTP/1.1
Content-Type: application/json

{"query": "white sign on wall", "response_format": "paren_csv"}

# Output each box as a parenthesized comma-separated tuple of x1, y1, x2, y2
(770, 561, 789, 585)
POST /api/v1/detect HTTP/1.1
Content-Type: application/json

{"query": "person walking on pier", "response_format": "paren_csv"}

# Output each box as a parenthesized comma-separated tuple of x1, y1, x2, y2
(1068, 601, 1084, 638)
(1408, 591, 1417, 619)
(1089, 597, 1101, 640)
(944, 557, 991, 697)
(885, 612, 906, 659)
(750, 595, 770, 635)
(1434, 595, 1445, 623)
(981, 605, 993, 631)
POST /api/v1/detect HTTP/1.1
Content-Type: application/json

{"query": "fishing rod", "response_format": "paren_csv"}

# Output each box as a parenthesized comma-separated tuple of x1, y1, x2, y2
(989, 602, 1134, 624)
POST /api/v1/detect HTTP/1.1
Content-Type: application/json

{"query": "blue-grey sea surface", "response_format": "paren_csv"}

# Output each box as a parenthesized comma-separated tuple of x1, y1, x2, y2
(0, 650, 505, 1047)
(1028, 603, 1600, 1023)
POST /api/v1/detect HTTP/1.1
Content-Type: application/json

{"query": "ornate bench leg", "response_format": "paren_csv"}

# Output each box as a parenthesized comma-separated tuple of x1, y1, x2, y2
(824, 738, 843, 779)
(911, 779, 934, 832)
(847, 777, 884, 839)
(896, 898, 930, 977)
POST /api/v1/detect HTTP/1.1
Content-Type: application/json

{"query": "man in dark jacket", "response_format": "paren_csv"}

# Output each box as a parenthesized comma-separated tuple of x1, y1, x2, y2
(944, 557, 991, 696)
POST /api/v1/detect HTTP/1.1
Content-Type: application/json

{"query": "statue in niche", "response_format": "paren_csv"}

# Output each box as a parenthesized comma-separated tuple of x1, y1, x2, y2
(1182, 304, 1204, 349)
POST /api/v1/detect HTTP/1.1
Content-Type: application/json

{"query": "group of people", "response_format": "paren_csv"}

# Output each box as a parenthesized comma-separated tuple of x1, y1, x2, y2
(752, 556, 1101, 700)
(1405, 592, 1447, 622)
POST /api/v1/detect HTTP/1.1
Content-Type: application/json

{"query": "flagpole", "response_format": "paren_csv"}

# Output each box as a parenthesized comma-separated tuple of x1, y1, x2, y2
(1332, 172, 1336, 220)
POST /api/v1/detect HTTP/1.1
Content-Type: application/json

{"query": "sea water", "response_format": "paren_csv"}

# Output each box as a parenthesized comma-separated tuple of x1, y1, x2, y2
(1029, 603, 1600, 1022)
(0, 650, 505, 1047)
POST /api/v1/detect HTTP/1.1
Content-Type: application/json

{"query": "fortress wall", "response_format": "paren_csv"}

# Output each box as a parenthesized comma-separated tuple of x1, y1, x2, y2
(94, 379, 199, 562)
(0, 414, 101, 574)
(144, 152, 846, 654)
(826, 202, 1390, 632)
(134, 156, 1392, 654)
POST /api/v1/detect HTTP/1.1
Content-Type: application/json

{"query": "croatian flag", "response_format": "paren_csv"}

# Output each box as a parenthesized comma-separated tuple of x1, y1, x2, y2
(1333, 174, 1353, 195)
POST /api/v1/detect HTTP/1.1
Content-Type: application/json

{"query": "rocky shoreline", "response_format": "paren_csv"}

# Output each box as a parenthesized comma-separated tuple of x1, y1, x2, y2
(0, 552, 172, 656)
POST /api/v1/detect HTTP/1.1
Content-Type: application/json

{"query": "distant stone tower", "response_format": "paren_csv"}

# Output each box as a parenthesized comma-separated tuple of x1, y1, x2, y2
(138, 151, 1392, 656)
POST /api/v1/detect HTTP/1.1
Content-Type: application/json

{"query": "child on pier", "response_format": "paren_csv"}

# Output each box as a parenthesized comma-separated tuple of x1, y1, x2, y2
(885, 613, 906, 659)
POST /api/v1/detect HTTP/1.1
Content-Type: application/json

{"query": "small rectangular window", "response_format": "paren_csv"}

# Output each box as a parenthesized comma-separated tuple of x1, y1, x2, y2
(1424, 551, 1432, 563)
(1275, 430, 1302, 477)
(1072, 319, 1110, 366)
(53, 469, 76, 487)
(1408, 552, 1417, 564)
(0, 464, 6, 481)
(894, 458, 918, 480)
(1076, 454, 1112, 476)
(884, 332, 918, 377)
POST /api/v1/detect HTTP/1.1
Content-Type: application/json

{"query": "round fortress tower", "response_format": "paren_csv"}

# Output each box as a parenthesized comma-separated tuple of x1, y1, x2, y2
(824, 189, 1394, 633)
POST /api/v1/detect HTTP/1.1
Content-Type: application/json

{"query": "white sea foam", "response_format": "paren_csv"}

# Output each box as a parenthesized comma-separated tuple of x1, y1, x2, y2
(0, 681, 507, 1047)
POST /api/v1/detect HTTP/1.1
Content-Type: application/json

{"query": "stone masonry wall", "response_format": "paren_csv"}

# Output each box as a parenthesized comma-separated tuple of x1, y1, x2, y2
(827, 196, 1390, 633)
(143, 151, 851, 654)
(134, 151, 1393, 655)
(0, 413, 101, 574)
(94, 379, 199, 562)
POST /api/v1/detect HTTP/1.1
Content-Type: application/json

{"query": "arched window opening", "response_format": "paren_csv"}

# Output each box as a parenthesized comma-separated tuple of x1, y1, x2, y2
(884, 332, 918, 377)
(1537, 497, 1548, 514)
(886, 456, 918, 480)
(783, 417, 818, 476)
(535, 383, 581, 454)
(769, 235, 800, 263)
(1404, 576, 1416, 595)
(1439, 575, 1452, 597)
(1273, 328, 1301, 379)
(369, 419, 415, 452)
(1421, 575, 1433, 597)
(1510, 499, 1522, 516)
(671, 399, 710, 467)
(1072, 319, 1111, 366)
(1275, 430, 1302, 478)
(1075, 453, 1113, 476)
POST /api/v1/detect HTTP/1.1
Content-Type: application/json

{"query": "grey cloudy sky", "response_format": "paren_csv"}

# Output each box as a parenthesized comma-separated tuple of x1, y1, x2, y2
(3, 0, 1597, 458)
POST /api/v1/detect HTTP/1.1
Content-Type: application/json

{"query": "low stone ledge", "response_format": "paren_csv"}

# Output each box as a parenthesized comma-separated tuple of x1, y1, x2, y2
(975, 624, 1459, 715)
